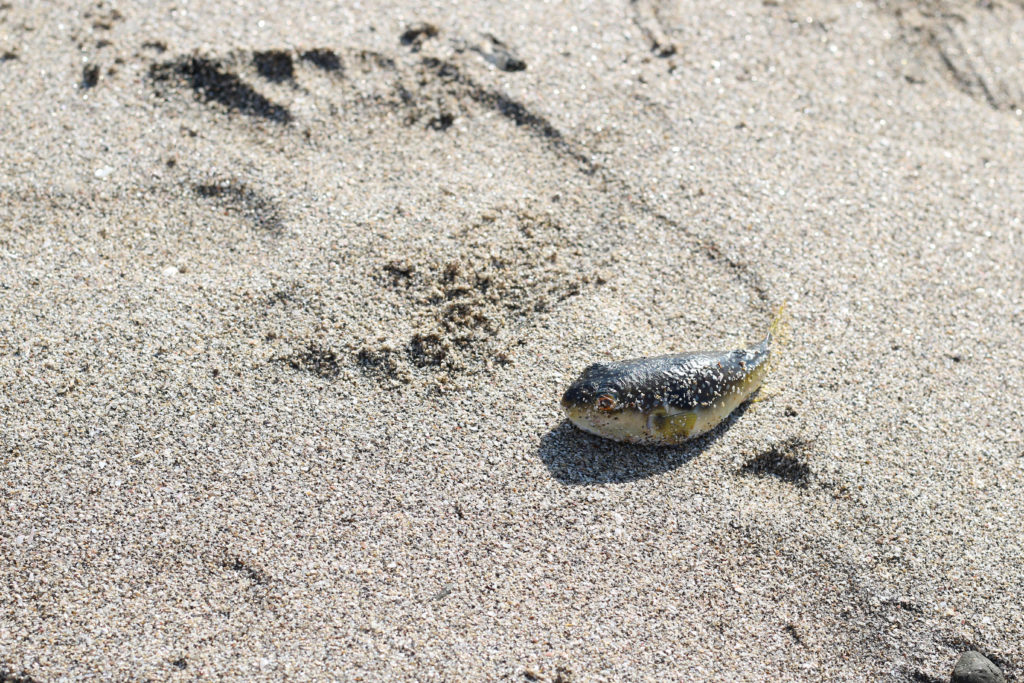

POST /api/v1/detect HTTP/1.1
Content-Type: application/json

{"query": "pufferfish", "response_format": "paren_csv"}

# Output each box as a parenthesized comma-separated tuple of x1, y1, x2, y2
(560, 308, 784, 444)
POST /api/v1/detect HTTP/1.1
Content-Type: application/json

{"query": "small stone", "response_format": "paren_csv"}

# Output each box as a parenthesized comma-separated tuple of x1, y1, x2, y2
(480, 34, 527, 72)
(81, 63, 100, 88)
(951, 651, 1004, 683)
(399, 22, 438, 49)
(486, 45, 526, 72)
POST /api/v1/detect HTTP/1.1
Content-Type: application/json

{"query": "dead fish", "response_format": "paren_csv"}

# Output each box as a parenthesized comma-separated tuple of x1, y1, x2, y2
(561, 307, 785, 444)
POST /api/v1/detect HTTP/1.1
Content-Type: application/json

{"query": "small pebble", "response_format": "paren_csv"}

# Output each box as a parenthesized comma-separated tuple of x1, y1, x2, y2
(951, 651, 1005, 683)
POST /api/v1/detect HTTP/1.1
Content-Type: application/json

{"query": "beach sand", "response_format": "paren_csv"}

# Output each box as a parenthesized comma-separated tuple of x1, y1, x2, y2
(1, 0, 1022, 680)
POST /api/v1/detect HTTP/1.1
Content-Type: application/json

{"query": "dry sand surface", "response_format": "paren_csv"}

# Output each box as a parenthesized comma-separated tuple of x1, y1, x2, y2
(2, 0, 1023, 680)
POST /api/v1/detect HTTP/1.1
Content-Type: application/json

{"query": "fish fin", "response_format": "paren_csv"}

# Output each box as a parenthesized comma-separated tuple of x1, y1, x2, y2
(648, 409, 698, 441)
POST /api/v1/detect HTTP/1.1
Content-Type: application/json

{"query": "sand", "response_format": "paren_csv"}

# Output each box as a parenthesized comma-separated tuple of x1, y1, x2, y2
(1, 0, 1022, 680)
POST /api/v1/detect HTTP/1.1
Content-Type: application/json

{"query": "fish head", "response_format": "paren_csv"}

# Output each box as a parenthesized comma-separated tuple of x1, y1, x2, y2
(561, 363, 619, 409)
(560, 363, 649, 442)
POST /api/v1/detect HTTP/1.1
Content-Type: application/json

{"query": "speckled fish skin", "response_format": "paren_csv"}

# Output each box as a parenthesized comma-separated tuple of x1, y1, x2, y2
(561, 331, 774, 445)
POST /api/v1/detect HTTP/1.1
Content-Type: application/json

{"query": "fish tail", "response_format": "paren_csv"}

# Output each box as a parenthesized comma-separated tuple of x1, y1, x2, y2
(749, 304, 789, 405)
(763, 302, 791, 375)
(765, 302, 789, 347)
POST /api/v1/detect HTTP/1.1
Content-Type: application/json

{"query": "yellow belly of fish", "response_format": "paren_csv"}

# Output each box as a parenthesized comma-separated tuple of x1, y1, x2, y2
(646, 392, 746, 444)
(647, 367, 767, 444)
(566, 407, 652, 444)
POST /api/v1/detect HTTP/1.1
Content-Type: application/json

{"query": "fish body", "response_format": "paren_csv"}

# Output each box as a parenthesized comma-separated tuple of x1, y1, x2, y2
(560, 315, 780, 445)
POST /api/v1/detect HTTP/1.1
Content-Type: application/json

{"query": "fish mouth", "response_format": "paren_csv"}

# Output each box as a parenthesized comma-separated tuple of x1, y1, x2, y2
(562, 395, 623, 423)
(560, 386, 586, 411)
(561, 402, 587, 421)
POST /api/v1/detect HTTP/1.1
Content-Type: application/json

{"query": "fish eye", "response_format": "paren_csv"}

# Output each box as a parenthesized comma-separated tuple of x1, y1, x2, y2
(596, 391, 618, 412)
